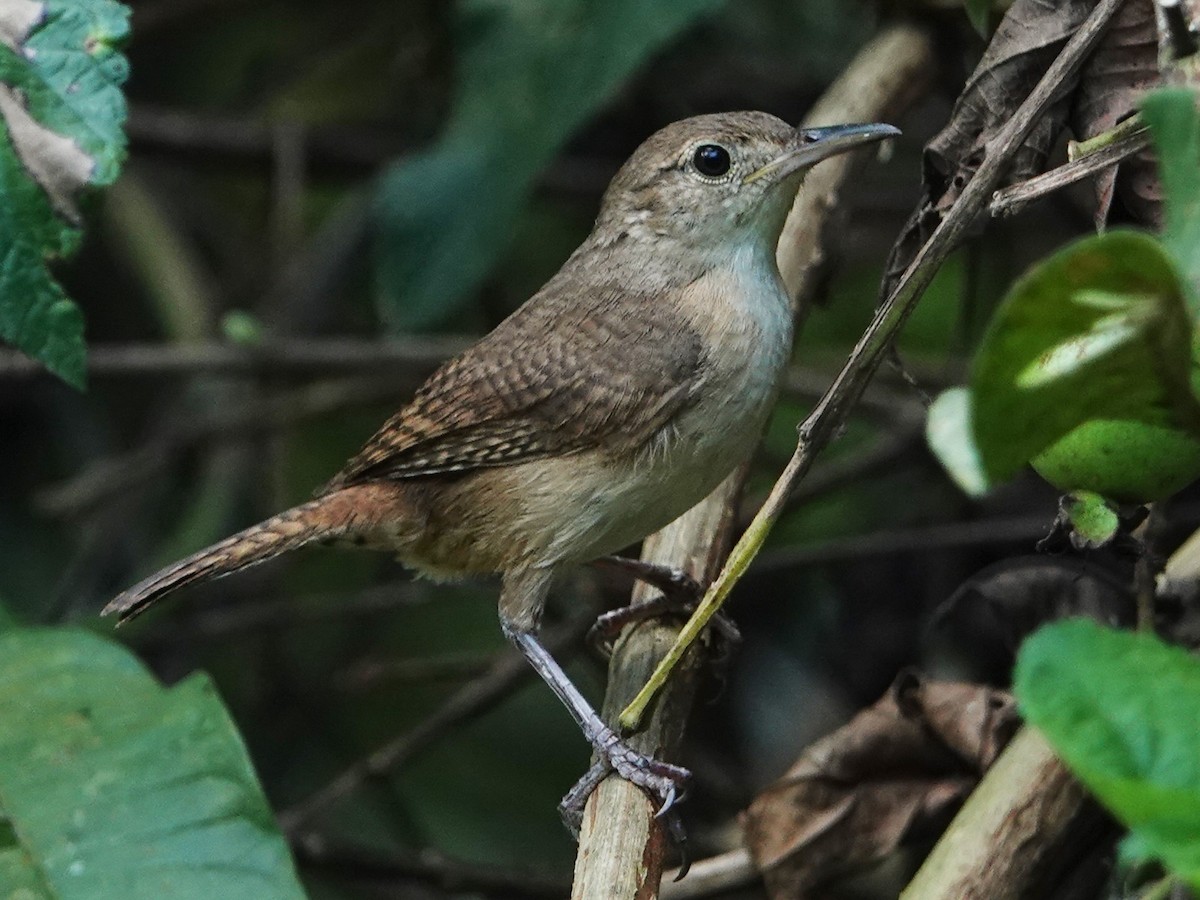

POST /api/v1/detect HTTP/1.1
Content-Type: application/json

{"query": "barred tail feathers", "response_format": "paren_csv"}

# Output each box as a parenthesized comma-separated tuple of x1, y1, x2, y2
(102, 484, 408, 624)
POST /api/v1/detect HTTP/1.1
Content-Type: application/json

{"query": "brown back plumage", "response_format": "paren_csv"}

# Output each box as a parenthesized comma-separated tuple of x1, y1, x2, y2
(324, 281, 705, 490)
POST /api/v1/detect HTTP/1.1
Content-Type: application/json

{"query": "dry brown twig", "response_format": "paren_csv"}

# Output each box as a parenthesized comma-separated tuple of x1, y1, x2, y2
(989, 122, 1152, 217)
(570, 22, 939, 899)
(0, 336, 466, 378)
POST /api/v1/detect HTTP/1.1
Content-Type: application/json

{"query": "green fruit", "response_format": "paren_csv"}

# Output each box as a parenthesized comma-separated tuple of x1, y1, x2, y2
(1032, 419, 1200, 503)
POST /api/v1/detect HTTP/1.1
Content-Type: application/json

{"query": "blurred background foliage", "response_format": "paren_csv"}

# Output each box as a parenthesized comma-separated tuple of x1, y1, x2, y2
(0, 0, 1155, 896)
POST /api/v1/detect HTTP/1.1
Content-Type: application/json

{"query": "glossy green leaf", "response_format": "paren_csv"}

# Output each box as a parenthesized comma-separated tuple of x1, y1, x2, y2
(0, 629, 305, 899)
(1015, 620, 1200, 891)
(374, 0, 723, 330)
(1031, 418, 1200, 503)
(970, 230, 1199, 483)
(0, 0, 130, 387)
(1142, 88, 1200, 311)
(925, 387, 990, 496)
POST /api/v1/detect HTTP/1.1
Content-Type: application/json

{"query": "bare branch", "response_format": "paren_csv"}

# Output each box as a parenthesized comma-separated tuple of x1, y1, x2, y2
(660, 848, 757, 899)
(899, 728, 1101, 900)
(990, 124, 1151, 217)
(0, 337, 467, 379)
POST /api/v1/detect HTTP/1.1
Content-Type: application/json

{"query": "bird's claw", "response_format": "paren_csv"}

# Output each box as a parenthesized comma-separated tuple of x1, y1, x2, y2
(655, 782, 678, 818)
(558, 735, 691, 859)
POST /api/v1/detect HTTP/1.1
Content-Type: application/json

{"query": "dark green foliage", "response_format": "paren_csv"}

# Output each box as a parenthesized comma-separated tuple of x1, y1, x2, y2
(373, 0, 723, 330)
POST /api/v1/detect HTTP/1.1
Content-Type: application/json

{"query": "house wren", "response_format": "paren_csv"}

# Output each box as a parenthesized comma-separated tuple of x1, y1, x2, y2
(105, 111, 898, 821)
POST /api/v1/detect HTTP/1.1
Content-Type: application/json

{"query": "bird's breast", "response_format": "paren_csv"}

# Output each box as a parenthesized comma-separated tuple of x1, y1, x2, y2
(523, 250, 793, 567)
(666, 249, 794, 474)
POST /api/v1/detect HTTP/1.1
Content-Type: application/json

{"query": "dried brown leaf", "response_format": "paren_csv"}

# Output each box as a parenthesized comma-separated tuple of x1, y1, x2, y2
(930, 556, 1135, 676)
(742, 671, 1019, 900)
(882, 0, 1091, 296)
(1071, 0, 1162, 225)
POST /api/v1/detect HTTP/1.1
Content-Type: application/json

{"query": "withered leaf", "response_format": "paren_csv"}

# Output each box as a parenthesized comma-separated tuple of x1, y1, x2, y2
(882, 0, 1091, 298)
(1071, 0, 1162, 226)
(742, 671, 1019, 900)
(929, 556, 1135, 678)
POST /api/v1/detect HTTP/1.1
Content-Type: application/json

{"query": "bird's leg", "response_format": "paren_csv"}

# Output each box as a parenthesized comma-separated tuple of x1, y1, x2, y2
(500, 570, 690, 832)
(505, 626, 690, 827)
(589, 556, 741, 656)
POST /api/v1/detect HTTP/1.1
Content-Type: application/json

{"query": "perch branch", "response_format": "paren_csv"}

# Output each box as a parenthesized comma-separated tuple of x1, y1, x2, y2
(899, 728, 1098, 900)
(571, 22, 938, 898)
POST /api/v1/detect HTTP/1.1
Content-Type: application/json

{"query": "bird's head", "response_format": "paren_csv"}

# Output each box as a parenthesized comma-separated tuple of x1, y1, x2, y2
(595, 111, 899, 252)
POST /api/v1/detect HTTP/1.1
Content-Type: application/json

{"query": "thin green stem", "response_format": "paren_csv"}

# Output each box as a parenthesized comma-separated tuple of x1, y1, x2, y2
(1070, 112, 1147, 158)
(619, 0, 1129, 731)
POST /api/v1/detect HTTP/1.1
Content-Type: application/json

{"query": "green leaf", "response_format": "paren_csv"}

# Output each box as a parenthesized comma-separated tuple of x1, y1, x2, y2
(964, 0, 991, 36)
(0, 0, 130, 387)
(1015, 621, 1200, 891)
(374, 0, 723, 330)
(971, 230, 1199, 483)
(1142, 89, 1200, 310)
(925, 387, 990, 496)
(0, 629, 305, 899)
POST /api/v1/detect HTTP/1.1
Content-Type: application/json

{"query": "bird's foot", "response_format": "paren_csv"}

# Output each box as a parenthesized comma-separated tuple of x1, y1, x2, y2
(558, 733, 691, 877)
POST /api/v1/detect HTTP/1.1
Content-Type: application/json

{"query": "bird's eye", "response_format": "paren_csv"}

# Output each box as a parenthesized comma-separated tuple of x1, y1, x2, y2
(692, 144, 731, 178)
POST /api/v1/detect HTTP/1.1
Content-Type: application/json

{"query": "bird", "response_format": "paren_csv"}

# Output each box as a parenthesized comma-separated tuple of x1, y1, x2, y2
(105, 111, 899, 823)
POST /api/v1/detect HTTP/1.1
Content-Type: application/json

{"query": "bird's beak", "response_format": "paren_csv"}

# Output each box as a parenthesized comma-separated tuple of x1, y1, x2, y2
(743, 122, 901, 185)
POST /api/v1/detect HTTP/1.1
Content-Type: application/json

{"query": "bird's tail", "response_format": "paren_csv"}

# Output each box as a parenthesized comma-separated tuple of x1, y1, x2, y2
(103, 484, 403, 624)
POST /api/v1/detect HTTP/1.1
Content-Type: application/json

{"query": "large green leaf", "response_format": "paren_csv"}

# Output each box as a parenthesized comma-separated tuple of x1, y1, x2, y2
(0, 629, 305, 899)
(1142, 88, 1200, 311)
(374, 0, 723, 330)
(1015, 621, 1200, 891)
(970, 230, 1199, 482)
(0, 0, 130, 387)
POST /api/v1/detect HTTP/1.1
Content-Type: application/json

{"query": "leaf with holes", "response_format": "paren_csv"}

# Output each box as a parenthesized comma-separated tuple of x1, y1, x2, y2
(0, 0, 130, 387)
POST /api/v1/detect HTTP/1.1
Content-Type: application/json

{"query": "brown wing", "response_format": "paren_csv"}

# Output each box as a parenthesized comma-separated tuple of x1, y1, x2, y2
(324, 285, 705, 490)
